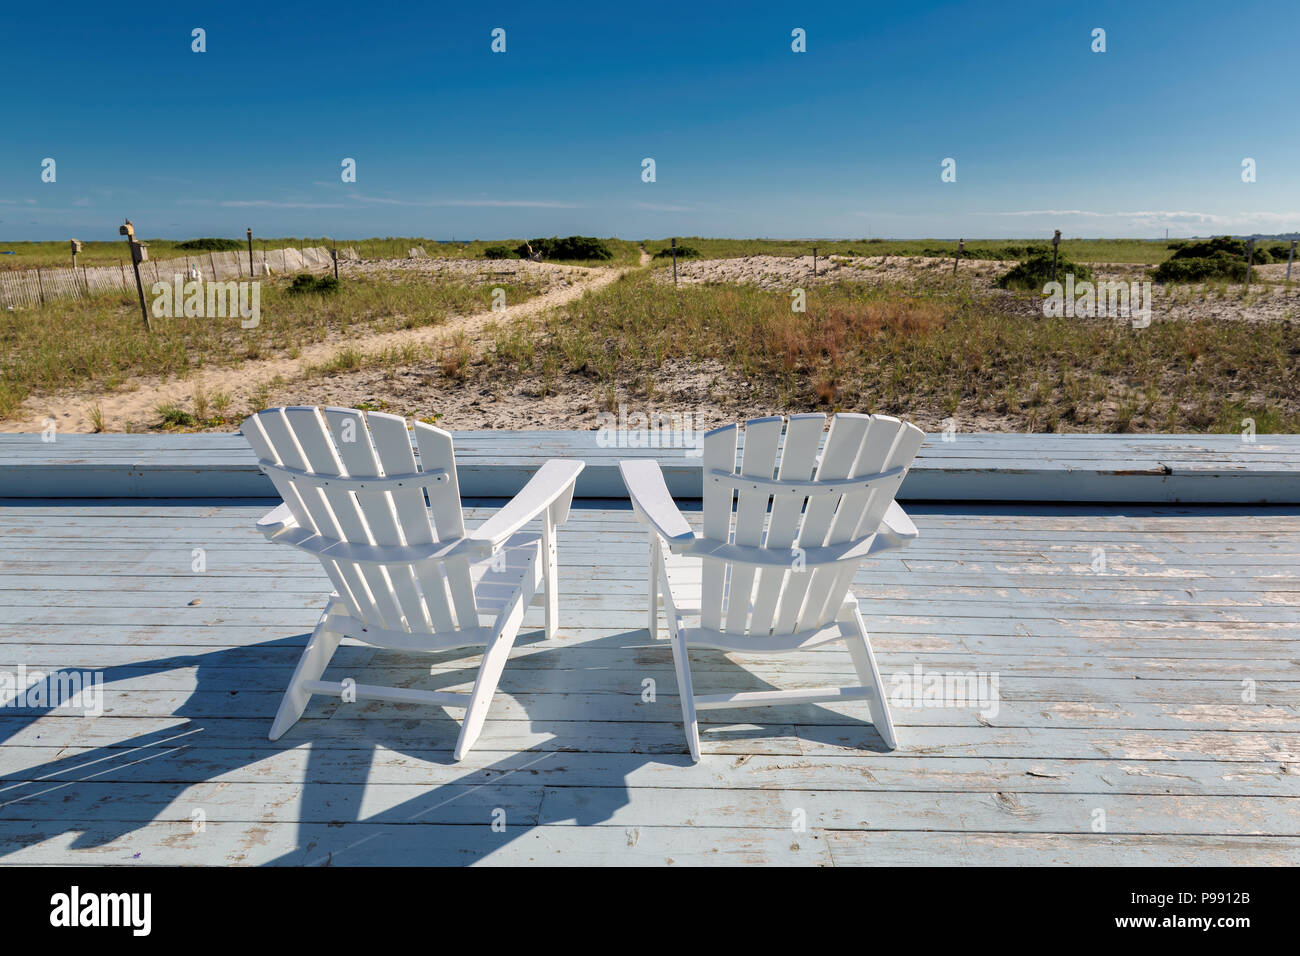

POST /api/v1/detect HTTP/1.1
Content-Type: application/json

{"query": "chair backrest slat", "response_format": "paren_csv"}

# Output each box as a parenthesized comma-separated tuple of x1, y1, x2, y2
(796, 415, 904, 631)
(244, 408, 368, 621)
(772, 414, 871, 634)
(412, 421, 478, 629)
(723, 416, 784, 634)
(699, 424, 738, 632)
(243, 406, 486, 636)
(701, 413, 923, 640)
(806, 417, 925, 630)
(283, 406, 410, 633)
(321, 408, 434, 634)
(747, 413, 826, 635)
(360, 411, 460, 633)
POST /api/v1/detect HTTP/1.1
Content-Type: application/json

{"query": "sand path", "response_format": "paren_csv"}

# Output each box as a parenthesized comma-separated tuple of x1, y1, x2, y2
(7, 250, 651, 434)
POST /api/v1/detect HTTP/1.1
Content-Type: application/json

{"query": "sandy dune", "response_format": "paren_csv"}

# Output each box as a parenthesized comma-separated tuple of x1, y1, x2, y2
(6, 256, 644, 434)
(663, 254, 1299, 322)
(8, 247, 1292, 434)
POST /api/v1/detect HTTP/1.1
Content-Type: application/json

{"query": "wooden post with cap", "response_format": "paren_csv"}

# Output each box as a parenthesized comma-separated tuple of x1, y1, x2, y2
(119, 220, 151, 332)
(70, 239, 83, 296)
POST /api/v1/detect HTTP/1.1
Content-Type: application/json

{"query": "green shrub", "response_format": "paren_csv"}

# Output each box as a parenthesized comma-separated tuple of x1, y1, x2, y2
(1151, 236, 1256, 283)
(176, 238, 244, 252)
(1000, 244, 1051, 260)
(482, 245, 519, 260)
(1168, 236, 1250, 261)
(287, 273, 341, 295)
(156, 402, 196, 427)
(515, 236, 613, 261)
(652, 245, 701, 259)
(997, 252, 1094, 291)
(1152, 256, 1248, 283)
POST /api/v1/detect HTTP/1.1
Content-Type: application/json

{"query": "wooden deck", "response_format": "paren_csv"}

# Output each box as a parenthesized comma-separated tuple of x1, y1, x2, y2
(3, 432, 1298, 501)
(0, 497, 1297, 865)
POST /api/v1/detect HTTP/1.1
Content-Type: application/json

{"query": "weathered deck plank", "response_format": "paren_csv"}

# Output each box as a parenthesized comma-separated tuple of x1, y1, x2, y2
(0, 498, 1296, 865)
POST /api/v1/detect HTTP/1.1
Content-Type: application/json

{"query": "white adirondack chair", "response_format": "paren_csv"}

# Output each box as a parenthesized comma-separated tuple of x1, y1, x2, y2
(620, 413, 925, 761)
(241, 406, 584, 759)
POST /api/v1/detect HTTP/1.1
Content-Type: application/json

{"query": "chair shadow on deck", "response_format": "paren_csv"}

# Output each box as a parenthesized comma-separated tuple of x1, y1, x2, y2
(0, 618, 893, 864)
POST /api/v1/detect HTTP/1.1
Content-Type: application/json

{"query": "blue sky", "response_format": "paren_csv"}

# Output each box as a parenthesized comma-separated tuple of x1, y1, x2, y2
(3, 0, 1296, 241)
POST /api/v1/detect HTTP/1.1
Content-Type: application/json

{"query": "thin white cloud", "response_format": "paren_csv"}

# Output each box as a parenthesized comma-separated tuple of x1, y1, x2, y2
(633, 202, 695, 212)
(342, 192, 582, 209)
(444, 199, 582, 208)
(999, 209, 1107, 218)
(999, 209, 1300, 226)
(221, 200, 347, 209)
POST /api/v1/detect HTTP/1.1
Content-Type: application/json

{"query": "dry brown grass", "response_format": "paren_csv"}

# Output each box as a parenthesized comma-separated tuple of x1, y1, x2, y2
(463, 270, 1300, 433)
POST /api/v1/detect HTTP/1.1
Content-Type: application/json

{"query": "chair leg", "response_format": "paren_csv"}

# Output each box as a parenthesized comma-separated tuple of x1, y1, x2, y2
(846, 606, 898, 750)
(666, 618, 701, 762)
(542, 509, 559, 640)
(648, 533, 661, 638)
(454, 596, 525, 761)
(270, 601, 345, 741)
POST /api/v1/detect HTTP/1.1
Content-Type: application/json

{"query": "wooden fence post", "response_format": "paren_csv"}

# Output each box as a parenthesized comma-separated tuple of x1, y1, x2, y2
(120, 220, 151, 332)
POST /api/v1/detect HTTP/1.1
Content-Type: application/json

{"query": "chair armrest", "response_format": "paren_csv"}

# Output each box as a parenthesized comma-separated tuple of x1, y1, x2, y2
(867, 501, 919, 555)
(618, 459, 695, 553)
(881, 501, 918, 540)
(256, 502, 298, 540)
(466, 458, 585, 554)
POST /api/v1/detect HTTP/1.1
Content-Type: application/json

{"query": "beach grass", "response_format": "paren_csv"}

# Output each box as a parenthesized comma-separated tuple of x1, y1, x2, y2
(641, 237, 1177, 265)
(0, 271, 546, 419)
(472, 269, 1300, 433)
